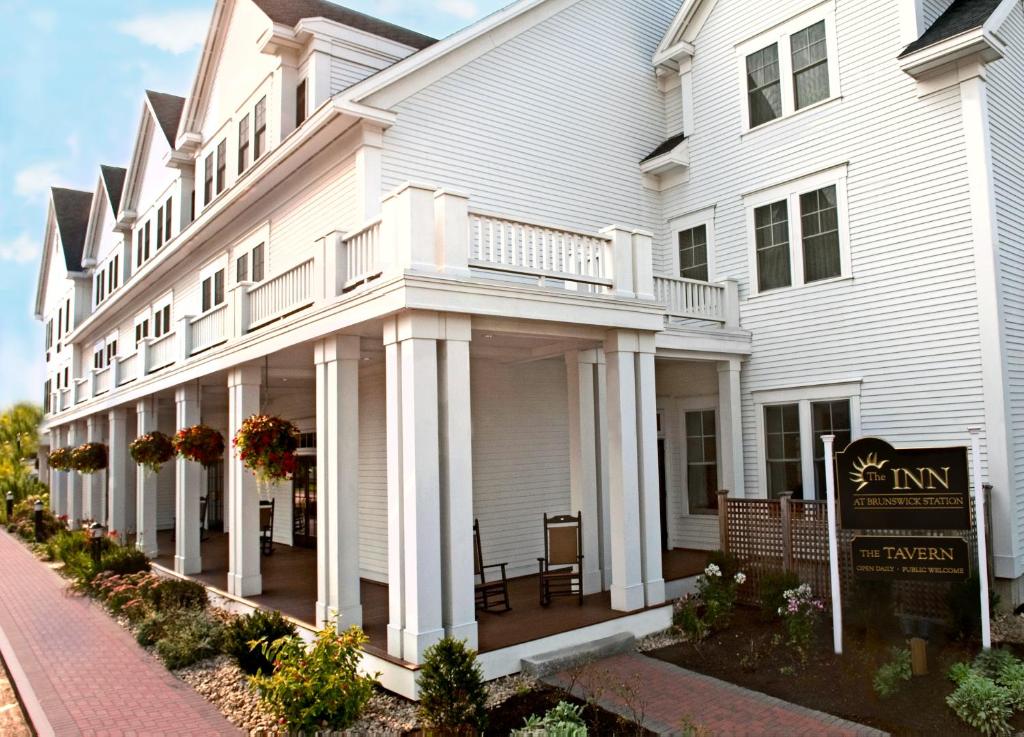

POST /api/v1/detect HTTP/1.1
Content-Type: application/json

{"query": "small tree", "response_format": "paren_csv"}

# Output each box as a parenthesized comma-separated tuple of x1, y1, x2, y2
(417, 638, 489, 735)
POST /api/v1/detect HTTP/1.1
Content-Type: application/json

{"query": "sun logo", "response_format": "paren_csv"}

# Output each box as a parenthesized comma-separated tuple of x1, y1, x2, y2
(850, 453, 888, 491)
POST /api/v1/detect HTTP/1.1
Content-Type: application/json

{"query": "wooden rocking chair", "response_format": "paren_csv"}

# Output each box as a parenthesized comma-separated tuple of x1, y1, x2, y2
(474, 519, 511, 613)
(259, 499, 275, 556)
(537, 511, 583, 606)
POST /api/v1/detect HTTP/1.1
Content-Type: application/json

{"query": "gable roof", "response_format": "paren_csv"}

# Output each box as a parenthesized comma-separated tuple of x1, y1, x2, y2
(145, 90, 186, 147)
(51, 188, 93, 273)
(901, 0, 1004, 56)
(251, 0, 436, 49)
(642, 133, 687, 163)
(99, 165, 126, 215)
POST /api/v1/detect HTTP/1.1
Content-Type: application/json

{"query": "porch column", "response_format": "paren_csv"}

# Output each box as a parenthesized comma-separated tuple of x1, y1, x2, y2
(136, 398, 159, 557)
(636, 337, 665, 606)
(49, 429, 65, 518)
(717, 359, 745, 497)
(384, 312, 445, 664)
(439, 315, 477, 647)
(107, 408, 129, 537)
(315, 335, 362, 628)
(84, 415, 105, 522)
(596, 353, 613, 591)
(67, 422, 83, 526)
(566, 349, 604, 594)
(227, 366, 262, 596)
(175, 385, 202, 575)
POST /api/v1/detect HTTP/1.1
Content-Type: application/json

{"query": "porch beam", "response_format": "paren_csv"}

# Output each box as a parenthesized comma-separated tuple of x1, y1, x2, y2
(174, 384, 203, 575)
(135, 398, 159, 557)
(227, 366, 262, 596)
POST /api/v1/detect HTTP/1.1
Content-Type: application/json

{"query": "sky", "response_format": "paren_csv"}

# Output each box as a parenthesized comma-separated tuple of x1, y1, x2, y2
(0, 0, 509, 411)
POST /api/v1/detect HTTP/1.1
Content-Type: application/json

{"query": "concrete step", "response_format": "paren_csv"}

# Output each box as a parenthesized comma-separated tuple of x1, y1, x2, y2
(520, 632, 636, 678)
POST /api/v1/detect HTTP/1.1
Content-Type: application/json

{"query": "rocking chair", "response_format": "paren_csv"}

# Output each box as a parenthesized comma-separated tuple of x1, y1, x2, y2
(474, 519, 511, 613)
(259, 499, 275, 556)
(537, 511, 583, 606)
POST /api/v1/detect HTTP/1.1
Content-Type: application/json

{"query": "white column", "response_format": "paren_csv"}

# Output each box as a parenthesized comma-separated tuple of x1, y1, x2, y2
(315, 335, 363, 628)
(135, 398, 159, 557)
(566, 350, 604, 594)
(595, 353, 613, 591)
(439, 315, 477, 647)
(227, 366, 262, 596)
(84, 415, 105, 522)
(107, 408, 129, 537)
(174, 385, 202, 575)
(67, 422, 83, 526)
(718, 359, 745, 497)
(49, 429, 65, 518)
(384, 312, 446, 664)
(636, 336, 665, 606)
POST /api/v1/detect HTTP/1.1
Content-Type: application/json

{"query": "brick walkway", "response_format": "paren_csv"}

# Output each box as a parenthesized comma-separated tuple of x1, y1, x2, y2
(544, 652, 888, 737)
(0, 531, 241, 737)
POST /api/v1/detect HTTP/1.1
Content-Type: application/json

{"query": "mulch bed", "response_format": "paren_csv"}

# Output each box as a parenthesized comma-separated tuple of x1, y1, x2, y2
(647, 606, 1024, 737)
(486, 686, 654, 736)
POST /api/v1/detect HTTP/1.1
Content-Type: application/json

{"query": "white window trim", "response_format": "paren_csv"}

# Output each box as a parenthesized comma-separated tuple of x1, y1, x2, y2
(669, 206, 717, 282)
(232, 222, 270, 286)
(199, 257, 229, 315)
(752, 379, 862, 500)
(735, 0, 841, 134)
(133, 309, 151, 350)
(152, 292, 174, 339)
(676, 398, 723, 518)
(745, 162, 851, 296)
(105, 331, 119, 365)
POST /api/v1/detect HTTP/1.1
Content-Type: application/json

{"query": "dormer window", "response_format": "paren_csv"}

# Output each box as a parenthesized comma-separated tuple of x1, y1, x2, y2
(164, 197, 173, 242)
(157, 205, 165, 249)
(238, 114, 250, 175)
(254, 97, 267, 160)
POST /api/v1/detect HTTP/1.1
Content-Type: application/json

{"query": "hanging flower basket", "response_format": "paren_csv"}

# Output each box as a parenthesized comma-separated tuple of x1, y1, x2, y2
(173, 425, 225, 467)
(233, 414, 300, 483)
(48, 447, 73, 472)
(130, 431, 176, 474)
(70, 443, 108, 474)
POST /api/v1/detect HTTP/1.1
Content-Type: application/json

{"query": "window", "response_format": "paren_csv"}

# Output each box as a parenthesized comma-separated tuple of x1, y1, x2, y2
(296, 80, 307, 127)
(64, 299, 70, 332)
(254, 97, 267, 160)
(746, 164, 849, 294)
(678, 225, 709, 282)
(153, 304, 171, 338)
(93, 344, 105, 370)
(164, 197, 173, 241)
(156, 206, 165, 249)
(134, 317, 149, 347)
(204, 152, 214, 205)
(252, 243, 265, 282)
(236, 253, 249, 283)
(201, 268, 225, 312)
(144, 221, 151, 261)
(792, 21, 830, 109)
(190, 190, 196, 222)
(57, 307, 63, 338)
(105, 338, 117, 365)
(136, 229, 144, 268)
(238, 114, 250, 175)
(45, 320, 53, 350)
(764, 403, 802, 498)
(811, 399, 851, 499)
(746, 43, 781, 128)
(95, 273, 105, 305)
(216, 139, 226, 194)
(686, 410, 719, 515)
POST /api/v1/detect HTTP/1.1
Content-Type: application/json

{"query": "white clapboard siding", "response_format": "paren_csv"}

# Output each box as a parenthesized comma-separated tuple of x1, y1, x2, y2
(359, 368, 388, 582)
(331, 56, 380, 93)
(921, 0, 956, 29)
(988, 4, 1024, 551)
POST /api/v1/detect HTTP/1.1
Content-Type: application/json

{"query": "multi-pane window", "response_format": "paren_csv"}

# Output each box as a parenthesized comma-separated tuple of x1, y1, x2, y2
(746, 43, 781, 128)
(216, 139, 226, 194)
(254, 97, 267, 160)
(755, 200, 791, 291)
(93, 346, 105, 370)
(800, 185, 840, 283)
(134, 319, 149, 347)
(238, 114, 250, 175)
(45, 320, 53, 350)
(144, 221, 151, 261)
(811, 400, 851, 499)
(106, 340, 117, 365)
(136, 230, 144, 267)
(252, 243, 265, 282)
(156, 206, 165, 249)
(678, 225, 709, 282)
(686, 410, 718, 515)
(65, 299, 70, 332)
(296, 79, 307, 127)
(764, 403, 802, 498)
(236, 253, 249, 283)
(153, 304, 172, 338)
(57, 307, 63, 338)
(164, 197, 173, 241)
(95, 273, 105, 305)
(791, 21, 829, 110)
(201, 269, 225, 313)
(204, 152, 214, 205)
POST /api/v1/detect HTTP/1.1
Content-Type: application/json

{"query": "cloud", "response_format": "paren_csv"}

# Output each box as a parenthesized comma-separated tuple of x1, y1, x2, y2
(0, 330, 44, 408)
(0, 234, 38, 265)
(28, 9, 57, 32)
(435, 0, 479, 19)
(116, 9, 209, 55)
(14, 162, 69, 202)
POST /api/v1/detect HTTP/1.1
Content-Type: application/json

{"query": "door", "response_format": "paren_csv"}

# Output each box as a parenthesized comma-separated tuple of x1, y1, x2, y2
(205, 461, 224, 532)
(292, 457, 317, 548)
(658, 438, 669, 551)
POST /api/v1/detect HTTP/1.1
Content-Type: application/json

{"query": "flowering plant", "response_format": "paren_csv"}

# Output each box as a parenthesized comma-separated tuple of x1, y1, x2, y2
(70, 443, 108, 473)
(173, 425, 225, 467)
(672, 562, 746, 640)
(129, 431, 176, 474)
(233, 415, 300, 483)
(778, 583, 825, 656)
(48, 447, 74, 472)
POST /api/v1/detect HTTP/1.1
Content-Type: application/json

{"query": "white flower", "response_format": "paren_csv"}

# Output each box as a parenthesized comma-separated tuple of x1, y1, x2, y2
(734, 572, 747, 585)
(704, 563, 722, 577)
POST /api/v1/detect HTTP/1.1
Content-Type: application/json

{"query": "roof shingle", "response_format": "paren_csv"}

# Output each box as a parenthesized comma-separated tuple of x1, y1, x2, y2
(51, 188, 93, 273)
(99, 165, 127, 215)
(145, 91, 186, 148)
(900, 0, 1003, 56)
(641, 133, 687, 163)
(250, 0, 435, 49)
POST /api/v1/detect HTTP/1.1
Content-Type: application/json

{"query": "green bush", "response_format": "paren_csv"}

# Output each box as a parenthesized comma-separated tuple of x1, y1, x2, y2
(513, 701, 588, 736)
(758, 570, 800, 621)
(70, 545, 150, 591)
(417, 638, 489, 734)
(149, 577, 207, 611)
(673, 594, 709, 642)
(224, 609, 297, 675)
(949, 661, 976, 686)
(44, 528, 90, 562)
(252, 623, 376, 733)
(873, 647, 912, 698)
(997, 661, 1024, 711)
(974, 648, 1020, 680)
(152, 608, 226, 670)
(846, 579, 897, 635)
(706, 550, 743, 579)
(5, 495, 62, 542)
(946, 673, 1013, 737)
(948, 575, 1000, 640)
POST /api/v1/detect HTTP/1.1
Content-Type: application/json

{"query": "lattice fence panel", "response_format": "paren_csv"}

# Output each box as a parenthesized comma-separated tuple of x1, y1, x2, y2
(790, 500, 830, 604)
(724, 499, 784, 606)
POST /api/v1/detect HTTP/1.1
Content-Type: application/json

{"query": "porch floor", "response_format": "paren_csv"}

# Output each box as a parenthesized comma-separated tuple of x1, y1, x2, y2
(154, 532, 699, 655)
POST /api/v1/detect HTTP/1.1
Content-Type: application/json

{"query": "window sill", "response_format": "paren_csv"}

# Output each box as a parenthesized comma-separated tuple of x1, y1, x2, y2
(741, 95, 843, 139)
(748, 274, 853, 300)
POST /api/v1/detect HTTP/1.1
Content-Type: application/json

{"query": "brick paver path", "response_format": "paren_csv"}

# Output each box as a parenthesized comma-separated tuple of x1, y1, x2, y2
(544, 652, 889, 737)
(0, 530, 241, 736)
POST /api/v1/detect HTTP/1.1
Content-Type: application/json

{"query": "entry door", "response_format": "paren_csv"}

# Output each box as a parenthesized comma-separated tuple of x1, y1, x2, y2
(292, 457, 317, 548)
(658, 438, 669, 551)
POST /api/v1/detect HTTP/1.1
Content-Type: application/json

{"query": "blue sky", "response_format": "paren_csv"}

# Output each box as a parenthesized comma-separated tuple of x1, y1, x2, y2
(0, 0, 508, 410)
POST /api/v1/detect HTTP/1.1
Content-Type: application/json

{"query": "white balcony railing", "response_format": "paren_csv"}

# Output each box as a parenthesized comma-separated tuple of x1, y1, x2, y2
(248, 258, 315, 330)
(468, 210, 612, 289)
(118, 352, 139, 385)
(190, 304, 228, 355)
(74, 378, 89, 404)
(343, 218, 382, 291)
(60, 388, 71, 411)
(147, 332, 176, 373)
(94, 367, 112, 395)
(653, 275, 735, 323)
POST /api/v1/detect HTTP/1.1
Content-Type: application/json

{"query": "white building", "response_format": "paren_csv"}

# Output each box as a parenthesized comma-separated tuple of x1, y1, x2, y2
(33, 0, 1024, 696)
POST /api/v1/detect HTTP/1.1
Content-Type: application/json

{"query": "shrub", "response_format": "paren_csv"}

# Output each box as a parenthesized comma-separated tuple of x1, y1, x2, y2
(846, 579, 897, 635)
(948, 575, 1000, 640)
(949, 661, 976, 686)
(252, 623, 376, 733)
(149, 577, 207, 611)
(946, 673, 1013, 737)
(778, 583, 825, 656)
(513, 701, 587, 737)
(67, 543, 150, 591)
(873, 647, 912, 698)
(758, 570, 800, 621)
(706, 550, 743, 580)
(417, 638, 489, 734)
(673, 594, 709, 642)
(6, 495, 62, 542)
(152, 608, 226, 670)
(45, 528, 90, 563)
(224, 609, 297, 675)
(997, 660, 1024, 711)
(974, 648, 1019, 680)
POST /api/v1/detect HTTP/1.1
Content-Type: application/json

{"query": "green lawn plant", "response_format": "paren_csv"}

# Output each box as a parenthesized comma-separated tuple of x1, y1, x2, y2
(417, 637, 489, 735)
(513, 701, 587, 737)
(872, 647, 912, 698)
(673, 563, 746, 642)
(224, 609, 297, 675)
(946, 648, 1024, 736)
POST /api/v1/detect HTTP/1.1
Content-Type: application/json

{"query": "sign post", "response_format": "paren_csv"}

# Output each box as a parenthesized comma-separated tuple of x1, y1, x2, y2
(969, 427, 992, 650)
(823, 434, 843, 655)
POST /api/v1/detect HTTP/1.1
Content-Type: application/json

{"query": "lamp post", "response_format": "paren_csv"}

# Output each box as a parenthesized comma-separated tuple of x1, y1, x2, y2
(33, 499, 44, 542)
(89, 522, 105, 565)
(4, 491, 12, 520)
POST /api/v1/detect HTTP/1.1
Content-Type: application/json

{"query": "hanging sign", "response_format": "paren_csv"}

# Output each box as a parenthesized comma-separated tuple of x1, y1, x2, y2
(835, 437, 970, 530)
(851, 535, 970, 582)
